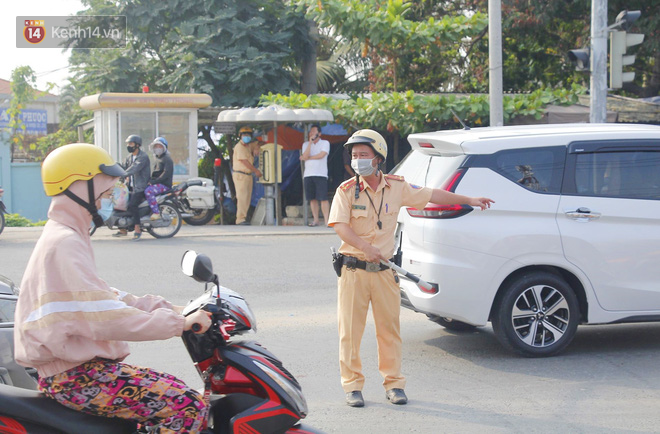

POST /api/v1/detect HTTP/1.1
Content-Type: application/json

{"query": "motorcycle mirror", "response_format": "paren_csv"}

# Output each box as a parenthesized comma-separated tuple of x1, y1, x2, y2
(181, 250, 216, 283)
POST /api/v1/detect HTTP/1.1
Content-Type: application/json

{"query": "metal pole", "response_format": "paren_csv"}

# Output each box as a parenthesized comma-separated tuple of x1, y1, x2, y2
(488, 0, 504, 127)
(273, 121, 280, 226)
(590, 0, 608, 123)
(301, 124, 308, 226)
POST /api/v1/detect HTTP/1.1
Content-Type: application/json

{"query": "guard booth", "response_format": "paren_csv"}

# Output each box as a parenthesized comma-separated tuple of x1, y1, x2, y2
(79, 92, 212, 182)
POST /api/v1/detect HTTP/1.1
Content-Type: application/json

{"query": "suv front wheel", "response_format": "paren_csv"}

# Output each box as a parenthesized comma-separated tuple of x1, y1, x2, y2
(492, 272, 579, 357)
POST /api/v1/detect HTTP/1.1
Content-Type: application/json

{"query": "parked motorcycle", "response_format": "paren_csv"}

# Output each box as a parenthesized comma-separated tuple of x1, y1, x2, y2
(179, 177, 223, 226)
(102, 180, 204, 238)
(0, 186, 6, 235)
(0, 252, 321, 433)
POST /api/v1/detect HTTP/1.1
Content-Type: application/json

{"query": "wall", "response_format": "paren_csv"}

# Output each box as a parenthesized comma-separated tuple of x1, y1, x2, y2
(0, 135, 50, 222)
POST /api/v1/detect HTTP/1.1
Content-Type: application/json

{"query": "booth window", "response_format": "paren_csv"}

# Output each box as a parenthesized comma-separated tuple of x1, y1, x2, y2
(118, 111, 190, 176)
(158, 112, 190, 176)
(119, 112, 156, 161)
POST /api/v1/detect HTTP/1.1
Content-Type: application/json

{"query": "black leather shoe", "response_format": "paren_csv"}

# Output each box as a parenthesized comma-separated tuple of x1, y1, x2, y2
(385, 388, 407, 405)
(345, 391, 364, 407)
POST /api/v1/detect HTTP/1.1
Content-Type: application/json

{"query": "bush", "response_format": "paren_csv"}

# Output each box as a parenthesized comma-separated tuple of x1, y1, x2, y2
(5, 213, 47, 227)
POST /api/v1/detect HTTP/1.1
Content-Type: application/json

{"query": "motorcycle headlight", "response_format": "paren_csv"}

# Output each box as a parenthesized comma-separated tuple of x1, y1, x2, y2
(253, 360, 308, 417)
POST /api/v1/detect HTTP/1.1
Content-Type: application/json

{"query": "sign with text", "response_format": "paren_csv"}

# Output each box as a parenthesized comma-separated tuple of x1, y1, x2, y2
(16, 16, 126, 49)
(0, 109, 48, 136)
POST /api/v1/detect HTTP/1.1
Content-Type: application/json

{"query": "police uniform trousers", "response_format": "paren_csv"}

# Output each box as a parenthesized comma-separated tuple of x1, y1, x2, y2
(338, 266, 405, 393)
(232, 172, 253, 224)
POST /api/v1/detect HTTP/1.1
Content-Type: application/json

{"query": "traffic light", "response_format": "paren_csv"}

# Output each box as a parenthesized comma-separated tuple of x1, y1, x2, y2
(609, 10, 644, 89)
(568, 48, 590, 72)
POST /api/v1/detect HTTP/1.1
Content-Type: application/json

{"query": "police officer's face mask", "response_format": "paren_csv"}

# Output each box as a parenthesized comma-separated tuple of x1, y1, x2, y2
(241, 135, 251, 144)
(351, 157, 378, 176)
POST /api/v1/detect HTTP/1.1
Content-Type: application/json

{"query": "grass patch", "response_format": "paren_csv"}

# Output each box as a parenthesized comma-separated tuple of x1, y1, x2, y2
(5, 213, 47, 227)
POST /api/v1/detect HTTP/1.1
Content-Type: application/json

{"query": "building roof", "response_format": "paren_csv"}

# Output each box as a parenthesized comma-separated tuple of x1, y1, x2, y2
(0, 78, 58, 98)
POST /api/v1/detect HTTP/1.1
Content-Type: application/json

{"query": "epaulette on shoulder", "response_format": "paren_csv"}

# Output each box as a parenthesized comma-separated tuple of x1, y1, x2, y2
(385, 174, 405, 182)
(339, 178, 357, 191)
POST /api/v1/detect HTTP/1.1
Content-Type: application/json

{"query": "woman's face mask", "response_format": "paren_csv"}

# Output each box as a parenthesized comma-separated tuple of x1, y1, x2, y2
(153, 145, 165, 157)
(351, 157, 378, 176)
(98, 198, 114, 222)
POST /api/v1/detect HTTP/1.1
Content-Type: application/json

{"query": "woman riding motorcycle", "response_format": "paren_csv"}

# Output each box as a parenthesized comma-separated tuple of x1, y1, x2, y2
(13, 143, 212, 433)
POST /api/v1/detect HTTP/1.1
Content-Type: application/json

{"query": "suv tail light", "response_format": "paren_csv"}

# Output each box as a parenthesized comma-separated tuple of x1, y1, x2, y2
(406, 169, 473, 219)
(406, 204, 473, 219)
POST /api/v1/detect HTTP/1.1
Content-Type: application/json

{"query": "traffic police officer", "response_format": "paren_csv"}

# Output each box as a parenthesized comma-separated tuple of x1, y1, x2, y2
(328, 129, 493, 407)
(232, 126, 262, 225)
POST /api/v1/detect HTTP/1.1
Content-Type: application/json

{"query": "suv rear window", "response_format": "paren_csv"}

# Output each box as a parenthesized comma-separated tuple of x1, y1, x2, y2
(468, 146, 566, 194)
(392, 151, 465, 188)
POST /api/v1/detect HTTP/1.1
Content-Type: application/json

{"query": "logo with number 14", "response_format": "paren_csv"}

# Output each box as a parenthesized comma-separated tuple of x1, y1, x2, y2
(24, 20, 46, 44)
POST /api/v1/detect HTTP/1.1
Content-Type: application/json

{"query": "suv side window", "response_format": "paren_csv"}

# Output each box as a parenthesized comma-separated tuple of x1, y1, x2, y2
(468, 146, 565, 193)
(575, 151, 660, 199)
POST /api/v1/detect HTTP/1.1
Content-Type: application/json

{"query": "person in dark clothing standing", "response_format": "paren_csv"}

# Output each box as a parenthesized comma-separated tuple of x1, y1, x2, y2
(145, 137, 174, 220)
(115, 134, 151, 240)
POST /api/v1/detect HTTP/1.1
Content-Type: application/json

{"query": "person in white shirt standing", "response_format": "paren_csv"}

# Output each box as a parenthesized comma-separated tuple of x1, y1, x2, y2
(300, 124, 331, 226)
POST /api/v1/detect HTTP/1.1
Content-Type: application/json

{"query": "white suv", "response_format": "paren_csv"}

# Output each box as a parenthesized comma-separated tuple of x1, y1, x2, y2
(393, 123, 660, 356)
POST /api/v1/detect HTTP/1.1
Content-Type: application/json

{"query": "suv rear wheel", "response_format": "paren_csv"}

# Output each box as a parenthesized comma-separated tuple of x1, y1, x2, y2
(427, 315, 477, 332)
(492, 272, 579, 357)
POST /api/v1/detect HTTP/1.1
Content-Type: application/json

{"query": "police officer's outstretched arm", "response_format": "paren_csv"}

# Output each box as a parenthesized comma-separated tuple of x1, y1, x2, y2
(333, 222, 385, 263)
(430, 189, 494, 210)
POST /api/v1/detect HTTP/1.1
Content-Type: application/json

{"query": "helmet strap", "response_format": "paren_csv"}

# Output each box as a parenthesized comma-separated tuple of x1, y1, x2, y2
(63, 179, 105, 228)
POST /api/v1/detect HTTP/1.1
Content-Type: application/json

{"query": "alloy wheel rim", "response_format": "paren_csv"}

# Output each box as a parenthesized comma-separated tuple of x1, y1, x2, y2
(511, 284, 570, 348)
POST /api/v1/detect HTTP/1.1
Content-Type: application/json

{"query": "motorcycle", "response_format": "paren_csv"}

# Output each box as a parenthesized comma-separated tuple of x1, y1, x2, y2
(0, 186, 6, 235)
(102, 180, 204, 238)
(179, 177, 224, 226)
(0, 252, 321, 433)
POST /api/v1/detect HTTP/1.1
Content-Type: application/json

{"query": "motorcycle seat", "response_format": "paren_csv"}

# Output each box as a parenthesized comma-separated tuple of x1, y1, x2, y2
(0, 383, 137, 433)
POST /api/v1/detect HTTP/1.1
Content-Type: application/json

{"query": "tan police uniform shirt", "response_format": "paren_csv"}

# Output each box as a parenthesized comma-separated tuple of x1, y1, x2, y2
(328, 174, 433, 260)
(232, 142, 253, 173)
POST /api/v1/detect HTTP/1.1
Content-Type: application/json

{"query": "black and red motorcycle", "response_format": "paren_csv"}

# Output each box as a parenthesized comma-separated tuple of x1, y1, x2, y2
(0, 251, 321, 433)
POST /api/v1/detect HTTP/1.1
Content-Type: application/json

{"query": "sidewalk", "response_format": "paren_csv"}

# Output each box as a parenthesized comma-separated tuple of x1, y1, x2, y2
(0, 223, 336, 242)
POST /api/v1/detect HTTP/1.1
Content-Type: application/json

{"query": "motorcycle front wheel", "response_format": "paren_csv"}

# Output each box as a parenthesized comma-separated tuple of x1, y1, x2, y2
(183, 208, 215, 226)
(147, 201, 182, 238)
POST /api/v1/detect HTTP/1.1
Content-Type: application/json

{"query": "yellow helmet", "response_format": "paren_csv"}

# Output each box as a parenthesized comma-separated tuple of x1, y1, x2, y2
(344, 129, 387, 161)
(42, 143, 126, 196)
(238, 126, 253, 135)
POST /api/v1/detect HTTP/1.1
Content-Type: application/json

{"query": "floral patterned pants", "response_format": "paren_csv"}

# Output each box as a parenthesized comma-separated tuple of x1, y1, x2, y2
(144, 184, 169, 214)
(38, 358, 208, 433)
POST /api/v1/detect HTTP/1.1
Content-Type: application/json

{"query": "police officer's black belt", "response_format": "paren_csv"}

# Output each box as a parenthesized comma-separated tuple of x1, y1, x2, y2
(235, 171, 252, 176)
(342, 255, 390, 272)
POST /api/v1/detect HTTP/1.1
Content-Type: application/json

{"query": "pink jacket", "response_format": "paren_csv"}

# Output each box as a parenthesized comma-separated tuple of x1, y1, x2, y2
(14, 174, 185, 378)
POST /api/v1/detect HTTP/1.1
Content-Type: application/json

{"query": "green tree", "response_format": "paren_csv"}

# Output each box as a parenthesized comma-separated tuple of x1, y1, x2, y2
(6, 66, 53, 161)
(298, 0, 488, 92)
(458, 0, 658, 97)
(66, 0, 312, 107)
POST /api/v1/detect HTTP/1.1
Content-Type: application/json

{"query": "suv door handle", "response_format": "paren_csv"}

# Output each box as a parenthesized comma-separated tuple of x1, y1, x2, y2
(564, 207, 601, 221)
